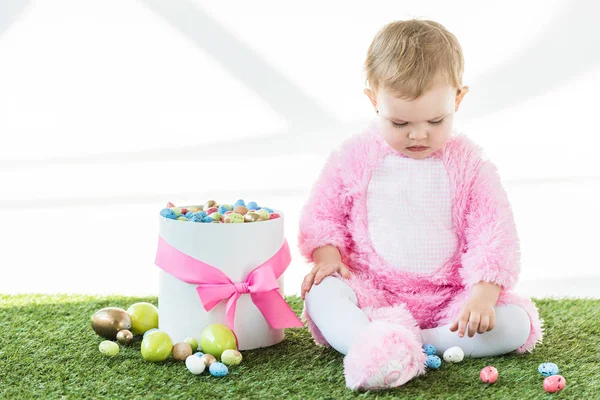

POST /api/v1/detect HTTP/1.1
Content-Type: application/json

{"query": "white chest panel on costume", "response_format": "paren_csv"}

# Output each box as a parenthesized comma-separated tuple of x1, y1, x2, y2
(366, 154, 458, 274)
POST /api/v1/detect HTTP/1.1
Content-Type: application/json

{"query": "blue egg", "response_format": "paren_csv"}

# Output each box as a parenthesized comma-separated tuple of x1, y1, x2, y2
(247, 201, 259, 211)
(189, 214, 203, 222)
(538, 362, 559, 377)
(423, 344, 437, 356)
(160, 209, 177, 220)
(202, 217, 214, 223)
(197, 211, 208, 218)
(209, 362, 229, 377)
(261, 207, 274, 213)
(185, 211, 195, 217)
(143, 328, 159, 339)
(425, 355, 441, 369)
(218, 205, 229, 214)
(234, 199, 246, 208)
(193, 351, 205, 358)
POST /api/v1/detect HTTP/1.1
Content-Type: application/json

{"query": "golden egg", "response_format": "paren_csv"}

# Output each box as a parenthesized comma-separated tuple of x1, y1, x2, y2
(116, 329, 134, 344)
(244, 212, 260, 223)
(204, 200, 217, 210)
(91, 307, 132, 340)
(199, 353, 217, 366)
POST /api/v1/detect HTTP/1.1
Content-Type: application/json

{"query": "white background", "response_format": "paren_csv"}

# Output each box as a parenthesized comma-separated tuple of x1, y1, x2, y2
(1, 0, 599, 298)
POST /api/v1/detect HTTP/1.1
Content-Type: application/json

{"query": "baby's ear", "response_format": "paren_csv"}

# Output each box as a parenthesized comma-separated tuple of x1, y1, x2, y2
(455, 86, 469, 111)
(363, 88, 378, 109)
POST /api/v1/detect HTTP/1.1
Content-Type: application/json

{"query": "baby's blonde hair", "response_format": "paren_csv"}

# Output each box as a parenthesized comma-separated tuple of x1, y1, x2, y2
(364, 19, 464, 99)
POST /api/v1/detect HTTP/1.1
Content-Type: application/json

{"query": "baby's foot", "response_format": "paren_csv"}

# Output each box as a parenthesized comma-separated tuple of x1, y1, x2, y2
(343, 320, 426, 390)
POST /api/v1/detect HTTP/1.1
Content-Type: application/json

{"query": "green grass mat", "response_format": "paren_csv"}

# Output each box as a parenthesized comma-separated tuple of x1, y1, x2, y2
(1, 295, 598, 399)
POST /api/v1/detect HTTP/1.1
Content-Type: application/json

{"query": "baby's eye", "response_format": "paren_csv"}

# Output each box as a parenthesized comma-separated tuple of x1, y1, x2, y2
(429, 119, 444, 125)
(392, 121, 408, 128)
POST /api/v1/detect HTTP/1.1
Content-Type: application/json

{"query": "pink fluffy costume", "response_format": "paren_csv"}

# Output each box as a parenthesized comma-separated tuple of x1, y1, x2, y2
(298, 123, 543, 390)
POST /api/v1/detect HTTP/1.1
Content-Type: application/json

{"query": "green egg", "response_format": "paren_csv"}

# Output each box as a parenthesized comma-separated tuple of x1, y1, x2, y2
(226, 213, 244, 224)
(177, 216, 189, 221)
(141, 331, 173, 362)
(255, 209, 270, 221)
(184, 337, 199, 353)
(99, 340, 119, 357)
(170, 207, 182, 216)
(199, 324, 237, 359)
(209, 212, 222, 221)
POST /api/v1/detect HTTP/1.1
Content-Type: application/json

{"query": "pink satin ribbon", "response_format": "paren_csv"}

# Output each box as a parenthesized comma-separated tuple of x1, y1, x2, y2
(155, 237, 303, 334)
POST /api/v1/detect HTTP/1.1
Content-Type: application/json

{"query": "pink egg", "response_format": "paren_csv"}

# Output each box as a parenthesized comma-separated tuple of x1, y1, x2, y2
(269, 213, 281, 220)
(205, 207, 218, 215)
(543, 375, 566, 393)
(479, 366, 498, 384)
(166, 202, 175, 208)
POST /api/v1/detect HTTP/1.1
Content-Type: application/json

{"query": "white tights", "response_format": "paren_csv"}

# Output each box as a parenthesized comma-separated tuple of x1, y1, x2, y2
(305, 276, 531, 356)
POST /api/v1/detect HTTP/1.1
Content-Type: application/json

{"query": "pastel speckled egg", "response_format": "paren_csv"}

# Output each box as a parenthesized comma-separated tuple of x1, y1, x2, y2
(425, 355, 441, 369)
(480, 366, 498, 384)
(234, 199, 246, 207)
(244, 212, 260, 223)
(99, 340, 119, 357)
(262, 207, 274, 213)
(269, 213, 281, 220)
(177, 216, 189, 221)
(160, 209, 177, 220)
(187, 206, 200, 213)
(209, 362, 229, 377)
(218, 204, 232, 214)
(193, 351, 205, 358)
(233, 206, 248, 215)
(186, 355, 206, 375)
(189, 214, 202, 223)
(246, 201, 259, 211)
(170, 207, 182, 216)
(209, 212, 222, 221)
(255, 209, 270, 221)
(221, 349, 243, 366)
(202, 217, 214, 223)
(172, 342, 193, 361)
(544, 375, 566, 393)
(423, 344, 436, 356)
(538, 362, 559, 377)
(443, 346, 464, 363)
(204, 200, 217, 210)
(205, 207, 218, 215)
(224, 213, 244, 223)
(166, 202, 175, 208)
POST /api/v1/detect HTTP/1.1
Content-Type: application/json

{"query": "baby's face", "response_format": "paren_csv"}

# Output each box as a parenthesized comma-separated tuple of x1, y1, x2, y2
(371, 83, 466, 159)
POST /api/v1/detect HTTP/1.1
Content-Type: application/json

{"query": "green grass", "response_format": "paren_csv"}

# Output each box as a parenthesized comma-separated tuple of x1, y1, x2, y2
(1, 295, 598, 399)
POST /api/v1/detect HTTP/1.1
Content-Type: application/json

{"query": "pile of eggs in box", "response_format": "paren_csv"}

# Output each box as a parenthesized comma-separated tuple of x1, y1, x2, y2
(423, 344, 566, 394)
(160, 200, 280, 224)
(91, 303, 242, 377)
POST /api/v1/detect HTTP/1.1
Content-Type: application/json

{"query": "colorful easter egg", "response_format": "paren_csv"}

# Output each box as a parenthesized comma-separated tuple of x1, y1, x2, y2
(269, 213, 281, 220)
(91, 307, 132, 340)
(224, 213, 244, 223)
(177, 216, 188, 221)
(209, 212, 222, 221)
(538, 362, 559, 377)
(141, 331, 173, 362)
(204, 200, 217, 210)
(199, 324, 237, 359)
(170, 207, 182, 216)
(244, 212, 260, 223)
(99, 340, 119, 357)
(127, 302, 158, 335)
(423, 344, 436, 356)
(233, 206, 248, 215)
(425, 355, 441, 369)
(255, 209, 269, 221)
(172, 342, 193, 361)
(186, 355, 206, 375)
(246, 201, 259, 211)
(166, 202, 175, 208)
(205, 207, 218, 215)
(160, 209, 177, 220)
(184, 337, 199, 353)
(480, 366, 498, 384)
(209, 362, 229, 377)
(543, 375, 566, 393)
(234, 199, 246, 208)
(221, 349, 243, 366)
(199, 353, 217, 367)
(443, 346, 464, 363)
(116, 329, 133, 344)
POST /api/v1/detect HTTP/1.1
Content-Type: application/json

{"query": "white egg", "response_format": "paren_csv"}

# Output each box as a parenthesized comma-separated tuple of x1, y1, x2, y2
(186, 354, 206, 375)
(443, 346, 464, 363)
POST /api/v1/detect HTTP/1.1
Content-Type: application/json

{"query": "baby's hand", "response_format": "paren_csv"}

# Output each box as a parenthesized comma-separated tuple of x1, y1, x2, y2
(449, 282, 501, 338)
(300, 261, 351, 300)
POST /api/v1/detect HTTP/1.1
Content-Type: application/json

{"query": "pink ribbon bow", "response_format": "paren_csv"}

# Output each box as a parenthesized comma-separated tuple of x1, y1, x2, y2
(155, 237, 303, 333)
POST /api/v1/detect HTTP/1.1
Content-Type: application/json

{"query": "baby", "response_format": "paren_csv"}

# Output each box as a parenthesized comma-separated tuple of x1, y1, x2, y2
(298, 19, 543, 391)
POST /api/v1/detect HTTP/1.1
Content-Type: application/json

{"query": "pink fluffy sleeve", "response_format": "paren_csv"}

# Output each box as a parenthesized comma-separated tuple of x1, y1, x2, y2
(459, 159, 521, 290)
(298, 149, 352, 264)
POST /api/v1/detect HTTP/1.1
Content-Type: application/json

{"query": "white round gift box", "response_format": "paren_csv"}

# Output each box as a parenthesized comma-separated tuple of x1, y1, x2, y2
(157, 209, 286, 350)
